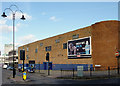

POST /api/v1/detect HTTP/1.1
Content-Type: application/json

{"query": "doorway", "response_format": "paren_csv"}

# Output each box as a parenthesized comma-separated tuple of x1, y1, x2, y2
(43, 62, 47, 70)
(49, 62, 52, 70)
(43, 62, 52, 70)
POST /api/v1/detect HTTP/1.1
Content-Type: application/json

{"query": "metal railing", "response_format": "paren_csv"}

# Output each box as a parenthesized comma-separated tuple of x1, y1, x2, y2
(57, 66, 120, 78)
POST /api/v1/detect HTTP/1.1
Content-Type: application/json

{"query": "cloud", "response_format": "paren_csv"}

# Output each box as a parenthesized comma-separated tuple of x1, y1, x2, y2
(16, 23, 21, 28)
(0, 34, 38, 54)
(41, 12, 46, 15)
(7, 12, 32, 20)
(49, 16, 56, 21)
(0, 25, 13, 33)
(0, 36, 11, 56)
(0, 12, 31, 33)
(0, 24, 18, 33)
(0, 19, 21, 33)
(49, 16, 61, 22)
(0, 43, 4, 56)
(0, 19, 11, 33)
(24, 13, 32, 20)
(18, 34, 38, 46)
(0, 19, 7, 25)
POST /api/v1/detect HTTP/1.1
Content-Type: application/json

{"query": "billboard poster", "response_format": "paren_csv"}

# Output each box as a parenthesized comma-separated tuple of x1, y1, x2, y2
(68, 36, 91, 59)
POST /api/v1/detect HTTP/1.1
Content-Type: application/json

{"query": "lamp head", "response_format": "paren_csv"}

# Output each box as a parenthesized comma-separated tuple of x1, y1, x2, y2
(1, 12, 7, 18)
(21, 15, 25, 20)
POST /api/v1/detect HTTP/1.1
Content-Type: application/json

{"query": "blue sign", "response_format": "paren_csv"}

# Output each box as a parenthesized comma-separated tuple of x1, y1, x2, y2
(23, 72, 26, 75)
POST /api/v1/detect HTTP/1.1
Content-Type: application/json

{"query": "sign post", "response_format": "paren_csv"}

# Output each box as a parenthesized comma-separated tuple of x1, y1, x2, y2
(115, 51, 120, 74)
(20, 50, 25, 72)
(20, 50, 26, 79)
(46, 52, 50, 75)
(118, 57, 120, 74)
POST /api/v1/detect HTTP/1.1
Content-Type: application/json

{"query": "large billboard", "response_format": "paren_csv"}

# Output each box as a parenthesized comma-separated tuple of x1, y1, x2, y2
(68, 36, 91, 59)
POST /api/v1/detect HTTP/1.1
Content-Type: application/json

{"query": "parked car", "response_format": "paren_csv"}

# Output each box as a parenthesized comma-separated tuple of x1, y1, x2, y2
(27, 67, 35, 73)
(18, 67, 29, 72)
(7, 66, 14, 70)
(3, 64, 8, 69)
(18, 66, 22, 72)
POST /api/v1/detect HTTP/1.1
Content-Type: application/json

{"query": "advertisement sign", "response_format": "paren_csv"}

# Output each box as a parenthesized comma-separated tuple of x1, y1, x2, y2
(68, 36, 91, 59)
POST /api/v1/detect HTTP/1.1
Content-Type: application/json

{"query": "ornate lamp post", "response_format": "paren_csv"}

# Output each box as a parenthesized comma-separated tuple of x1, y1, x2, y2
(1, 5, 25, 78)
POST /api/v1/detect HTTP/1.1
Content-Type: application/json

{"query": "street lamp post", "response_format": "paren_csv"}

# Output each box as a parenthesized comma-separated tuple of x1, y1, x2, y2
(1, 5, 25, 78)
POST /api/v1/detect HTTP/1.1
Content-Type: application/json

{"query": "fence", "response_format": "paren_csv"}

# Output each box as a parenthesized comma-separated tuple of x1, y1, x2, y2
(54, 66, 120, 78)
(25, 65, 120, 79)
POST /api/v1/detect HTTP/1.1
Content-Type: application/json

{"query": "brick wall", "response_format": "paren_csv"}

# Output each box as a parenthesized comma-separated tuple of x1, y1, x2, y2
(18, 20, 119, 70)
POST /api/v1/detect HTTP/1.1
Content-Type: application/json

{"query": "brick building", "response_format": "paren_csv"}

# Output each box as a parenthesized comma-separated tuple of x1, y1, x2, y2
(18, 20, 120, 71)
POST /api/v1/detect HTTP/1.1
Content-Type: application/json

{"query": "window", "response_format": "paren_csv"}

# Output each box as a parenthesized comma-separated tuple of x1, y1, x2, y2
(55, 39, 60, 43)
(35, 48, 38, 53)
(26, 55, 29, 59)
(40, 43, 43, 46)
(45, 46, 51, 51)
(63, 43, 67, 49)
(27, 47, 29, 51)
(6, 54, 8, 56)
(72, 34, 79, 39)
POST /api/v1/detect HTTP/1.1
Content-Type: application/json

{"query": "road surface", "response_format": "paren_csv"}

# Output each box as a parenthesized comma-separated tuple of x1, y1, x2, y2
(2, 69, 120, 85)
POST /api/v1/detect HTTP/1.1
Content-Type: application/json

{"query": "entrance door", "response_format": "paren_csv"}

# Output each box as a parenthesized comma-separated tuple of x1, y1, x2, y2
(29, 60, 35, 72)
(49, 62, 52, 70)
(43, 62, 47, 70)
(43, 62, 52, 70)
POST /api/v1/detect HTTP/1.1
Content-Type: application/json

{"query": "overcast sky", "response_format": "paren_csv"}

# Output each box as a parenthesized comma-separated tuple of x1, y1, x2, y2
(0, 1, 118, 55)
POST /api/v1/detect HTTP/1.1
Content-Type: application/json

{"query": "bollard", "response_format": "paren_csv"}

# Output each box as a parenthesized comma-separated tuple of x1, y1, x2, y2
(117, 58, 120, 74)
(61, 68, 62, 77)
(73, 68, 74, 78)
(23, 71, 27, 80)
(90, 67, 92, 77)
(108, 66, 110, 78)
(39, 61, 40, 73)
(39, 64, 40, 73)
(48, 62, 50, 75)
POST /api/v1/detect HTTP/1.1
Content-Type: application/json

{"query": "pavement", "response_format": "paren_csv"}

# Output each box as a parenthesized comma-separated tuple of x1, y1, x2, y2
(10, 75, 31, 82)
(8, 70, 120, 84)
(2, 69, 120, 85)
(9, 72, 59, 83)
(9, 69, 120, 82)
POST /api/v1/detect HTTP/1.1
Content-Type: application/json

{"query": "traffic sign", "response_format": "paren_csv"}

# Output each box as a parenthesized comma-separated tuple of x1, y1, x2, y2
(115, 52, 119, 57)
(20, 50, 25, 60)
(115, 51, 120, 58)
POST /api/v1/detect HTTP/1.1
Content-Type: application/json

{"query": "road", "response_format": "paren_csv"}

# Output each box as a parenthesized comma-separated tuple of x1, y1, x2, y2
(2, 69, 120, 85)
